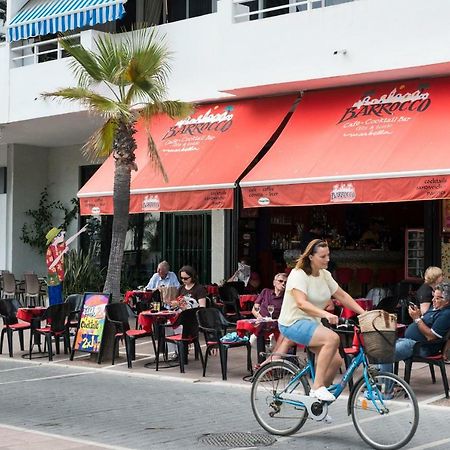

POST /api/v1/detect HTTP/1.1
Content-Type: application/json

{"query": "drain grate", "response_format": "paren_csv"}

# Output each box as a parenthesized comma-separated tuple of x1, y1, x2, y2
(199, 432, 276, 448)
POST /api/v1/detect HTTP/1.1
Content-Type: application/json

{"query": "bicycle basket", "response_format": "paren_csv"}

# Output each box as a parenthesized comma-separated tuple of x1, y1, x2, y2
(358, 310, 397, 363)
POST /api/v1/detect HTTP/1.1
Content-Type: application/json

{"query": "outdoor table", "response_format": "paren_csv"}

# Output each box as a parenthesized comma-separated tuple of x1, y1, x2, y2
(17, 307, 47, 359)
(138, 310, 180, 368)
(236, 317, 279, 363)
(124, 290, 153, 306)
(239, 294, 258, 310)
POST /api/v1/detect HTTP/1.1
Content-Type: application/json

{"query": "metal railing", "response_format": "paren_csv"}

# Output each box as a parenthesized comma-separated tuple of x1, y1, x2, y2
(232, 0, 355, 21)
(10, 33, 80, 67)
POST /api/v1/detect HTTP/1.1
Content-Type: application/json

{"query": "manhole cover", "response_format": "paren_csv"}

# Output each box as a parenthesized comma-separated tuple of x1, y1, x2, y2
(199, 432, 276, 448)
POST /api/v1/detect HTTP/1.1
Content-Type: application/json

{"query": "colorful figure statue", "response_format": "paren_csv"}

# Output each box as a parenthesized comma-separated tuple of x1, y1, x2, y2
(45, 225, 87, 305)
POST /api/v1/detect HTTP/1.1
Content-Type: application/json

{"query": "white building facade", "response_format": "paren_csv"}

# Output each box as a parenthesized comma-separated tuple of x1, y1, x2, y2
(1, 0, 450, 285)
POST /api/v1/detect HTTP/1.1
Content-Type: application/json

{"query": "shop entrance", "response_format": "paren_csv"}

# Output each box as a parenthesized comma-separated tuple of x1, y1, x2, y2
(238, 200, 434, 297)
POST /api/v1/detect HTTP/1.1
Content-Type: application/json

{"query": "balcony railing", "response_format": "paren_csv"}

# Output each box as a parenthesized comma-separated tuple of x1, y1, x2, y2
(10, 34, 80, 68)
(232, 0, 355, 21)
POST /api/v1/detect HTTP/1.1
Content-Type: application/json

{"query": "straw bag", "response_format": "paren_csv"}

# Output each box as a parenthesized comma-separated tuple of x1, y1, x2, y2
(358, 309, 397, 363)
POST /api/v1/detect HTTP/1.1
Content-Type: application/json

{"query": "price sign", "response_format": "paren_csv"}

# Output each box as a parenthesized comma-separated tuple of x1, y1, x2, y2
(72, 293, 111, 356)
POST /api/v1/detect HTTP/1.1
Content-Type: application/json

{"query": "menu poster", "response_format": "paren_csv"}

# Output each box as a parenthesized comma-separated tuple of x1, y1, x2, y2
(443, 199, 450, 233)
(71, 292, 111, 361)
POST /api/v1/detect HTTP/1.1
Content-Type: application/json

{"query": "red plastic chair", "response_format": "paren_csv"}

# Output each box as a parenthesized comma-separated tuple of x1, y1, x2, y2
(335, 267, 354, 292)
(356, 268, 373, 297)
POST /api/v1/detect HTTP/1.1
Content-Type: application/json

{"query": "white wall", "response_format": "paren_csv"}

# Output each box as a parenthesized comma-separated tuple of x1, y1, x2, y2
(0, 194, 6, 270)
(211, 209, 225, 283)
(10, 144, 49, 276)
(0, 144, 7, 270)
(3, 0, 450, 123)
(0, 43, 9, 124)
(47, 145, 93, 238)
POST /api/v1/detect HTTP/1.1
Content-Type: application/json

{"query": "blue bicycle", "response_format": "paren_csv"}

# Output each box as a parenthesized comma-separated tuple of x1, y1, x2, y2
(251, 320, 419, 449)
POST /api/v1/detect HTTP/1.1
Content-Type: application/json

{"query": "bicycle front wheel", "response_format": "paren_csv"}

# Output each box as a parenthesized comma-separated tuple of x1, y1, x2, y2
(251, 360, 309, 436)
(350, 371, 419, 450)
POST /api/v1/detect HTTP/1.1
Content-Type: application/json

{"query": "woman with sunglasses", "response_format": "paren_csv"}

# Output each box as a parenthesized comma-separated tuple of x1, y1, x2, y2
(277, 239, 365, 402)
(176, 265, 208, 308)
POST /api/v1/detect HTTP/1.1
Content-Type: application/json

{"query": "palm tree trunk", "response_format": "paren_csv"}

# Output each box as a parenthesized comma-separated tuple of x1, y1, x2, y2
(103, 121, 137, 302)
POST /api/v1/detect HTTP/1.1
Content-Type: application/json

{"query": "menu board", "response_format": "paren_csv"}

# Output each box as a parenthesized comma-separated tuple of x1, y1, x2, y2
(443, 199, 450, 233)
(71, 293, 111, 357)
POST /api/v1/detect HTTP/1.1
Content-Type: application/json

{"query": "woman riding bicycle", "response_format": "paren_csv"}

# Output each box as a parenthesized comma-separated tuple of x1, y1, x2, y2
(278, 239, 365, 402)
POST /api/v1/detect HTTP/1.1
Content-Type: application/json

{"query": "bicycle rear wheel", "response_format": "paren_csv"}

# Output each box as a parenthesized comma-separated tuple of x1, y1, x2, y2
(251, 360, 309, 436)
(350, 371, 419, 450)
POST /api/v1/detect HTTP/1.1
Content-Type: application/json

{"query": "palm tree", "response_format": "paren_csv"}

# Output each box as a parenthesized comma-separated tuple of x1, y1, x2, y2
(44, 28, 192, 301)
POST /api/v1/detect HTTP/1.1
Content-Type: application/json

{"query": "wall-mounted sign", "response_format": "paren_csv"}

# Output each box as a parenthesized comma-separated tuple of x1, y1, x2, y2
(70, 292, 111, 362)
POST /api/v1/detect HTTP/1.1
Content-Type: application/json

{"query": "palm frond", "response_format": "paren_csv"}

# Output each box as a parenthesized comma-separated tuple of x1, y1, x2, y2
(82, 119, 118, 160)
(59, 35, 104, 85)
(146, 130, 168, 183)
(42, 87, 132, 119)
(92, 33, 130, 89)
(139, 100, 194, 120)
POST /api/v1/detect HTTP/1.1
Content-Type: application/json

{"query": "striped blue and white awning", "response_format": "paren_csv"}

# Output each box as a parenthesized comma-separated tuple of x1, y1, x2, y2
(7, 0, 127, 42)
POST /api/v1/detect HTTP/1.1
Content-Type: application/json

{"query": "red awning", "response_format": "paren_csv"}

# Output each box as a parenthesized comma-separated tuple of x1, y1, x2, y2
(78, 96, 296, 215)
(241, 77, 450, 208)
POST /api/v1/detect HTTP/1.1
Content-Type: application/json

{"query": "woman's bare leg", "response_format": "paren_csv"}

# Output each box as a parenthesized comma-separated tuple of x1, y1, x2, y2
(308, 325, 341, 389)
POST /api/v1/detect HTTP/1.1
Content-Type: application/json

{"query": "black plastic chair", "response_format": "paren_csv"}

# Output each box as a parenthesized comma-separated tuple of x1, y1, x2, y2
(0, 297, 30, 357)
(403, 330, 450, 398)
(218, 285, 251, 323)
(32, 303, 71, 361)
(196, 308, 253, 381)
(106, 302, 156, 368)
(65, 294, 84, 337)
(156, 308, 204, 373)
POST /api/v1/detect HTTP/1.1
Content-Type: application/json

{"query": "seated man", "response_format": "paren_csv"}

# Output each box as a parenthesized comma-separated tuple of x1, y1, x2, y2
(380, 282, 450, 374)
(251, 273, 287, 363)
(145, 261, 180, 290)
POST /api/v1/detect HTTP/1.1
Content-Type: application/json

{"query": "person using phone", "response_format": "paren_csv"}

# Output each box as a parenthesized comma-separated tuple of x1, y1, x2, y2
(379, 283, 450, 374)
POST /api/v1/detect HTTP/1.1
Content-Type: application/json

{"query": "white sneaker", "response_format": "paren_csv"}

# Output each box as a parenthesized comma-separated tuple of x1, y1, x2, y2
(309, 386, 336, 402)
(323, 414, 333, 424)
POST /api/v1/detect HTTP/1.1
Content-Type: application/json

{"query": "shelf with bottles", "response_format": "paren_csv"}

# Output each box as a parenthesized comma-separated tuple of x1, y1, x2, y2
(271, 231, 301, 250)
(270, 215, 292, 225)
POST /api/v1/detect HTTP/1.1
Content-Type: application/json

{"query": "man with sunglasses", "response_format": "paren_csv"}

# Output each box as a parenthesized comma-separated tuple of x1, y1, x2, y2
(251, 273, 287, 363)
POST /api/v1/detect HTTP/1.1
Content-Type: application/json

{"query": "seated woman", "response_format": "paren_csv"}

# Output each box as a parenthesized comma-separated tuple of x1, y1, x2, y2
(416, 266, 443, 315)
(173, 265, 208, 308)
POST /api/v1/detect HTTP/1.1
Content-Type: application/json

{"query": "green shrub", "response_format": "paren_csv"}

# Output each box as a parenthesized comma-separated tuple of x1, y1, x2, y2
(63, 244, 105, 297)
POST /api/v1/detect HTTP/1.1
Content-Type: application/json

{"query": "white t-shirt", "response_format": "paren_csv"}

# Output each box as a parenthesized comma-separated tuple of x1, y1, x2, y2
(278, 268, 339, 327)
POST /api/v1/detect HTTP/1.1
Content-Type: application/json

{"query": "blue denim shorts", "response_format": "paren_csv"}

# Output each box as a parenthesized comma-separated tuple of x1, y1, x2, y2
(279, 319, 319, 346)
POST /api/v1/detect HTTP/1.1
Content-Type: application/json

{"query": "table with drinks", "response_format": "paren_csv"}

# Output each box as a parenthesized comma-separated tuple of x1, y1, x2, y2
(138, 306, 180, 368)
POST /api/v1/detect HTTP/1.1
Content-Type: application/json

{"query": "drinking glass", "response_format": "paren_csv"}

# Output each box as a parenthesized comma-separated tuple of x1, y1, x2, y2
(267, 305, 275, 320)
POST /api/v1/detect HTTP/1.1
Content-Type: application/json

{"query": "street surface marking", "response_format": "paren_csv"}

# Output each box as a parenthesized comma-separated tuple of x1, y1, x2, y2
(409, 437, 450, 449)
(0, 365, 36, 372)
(0, 371, 94, 385)
(0, 423, 133, 449)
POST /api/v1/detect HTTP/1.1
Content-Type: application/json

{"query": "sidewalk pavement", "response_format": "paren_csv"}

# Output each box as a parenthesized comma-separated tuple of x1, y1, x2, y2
(1, 330, 450, 448)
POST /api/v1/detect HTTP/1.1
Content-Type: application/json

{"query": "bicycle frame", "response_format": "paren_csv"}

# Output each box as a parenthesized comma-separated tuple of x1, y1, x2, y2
(280, 329, 388, 414)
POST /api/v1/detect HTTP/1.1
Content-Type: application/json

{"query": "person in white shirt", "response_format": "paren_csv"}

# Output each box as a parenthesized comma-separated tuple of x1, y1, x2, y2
(278, 239, 365, 402)
(145, 261, 180, 290)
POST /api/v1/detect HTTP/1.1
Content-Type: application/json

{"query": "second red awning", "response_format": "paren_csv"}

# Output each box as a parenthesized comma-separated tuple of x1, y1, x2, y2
(241, 78, 450, 207)
(79, 95, 296, 215)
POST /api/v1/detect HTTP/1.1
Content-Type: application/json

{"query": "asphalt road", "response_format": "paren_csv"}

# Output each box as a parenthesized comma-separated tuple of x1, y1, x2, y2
(1, 358, 450, 450)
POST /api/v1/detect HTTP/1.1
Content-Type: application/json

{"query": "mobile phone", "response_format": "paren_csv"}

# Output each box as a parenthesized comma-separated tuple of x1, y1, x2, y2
(408, 301, 417, 309)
